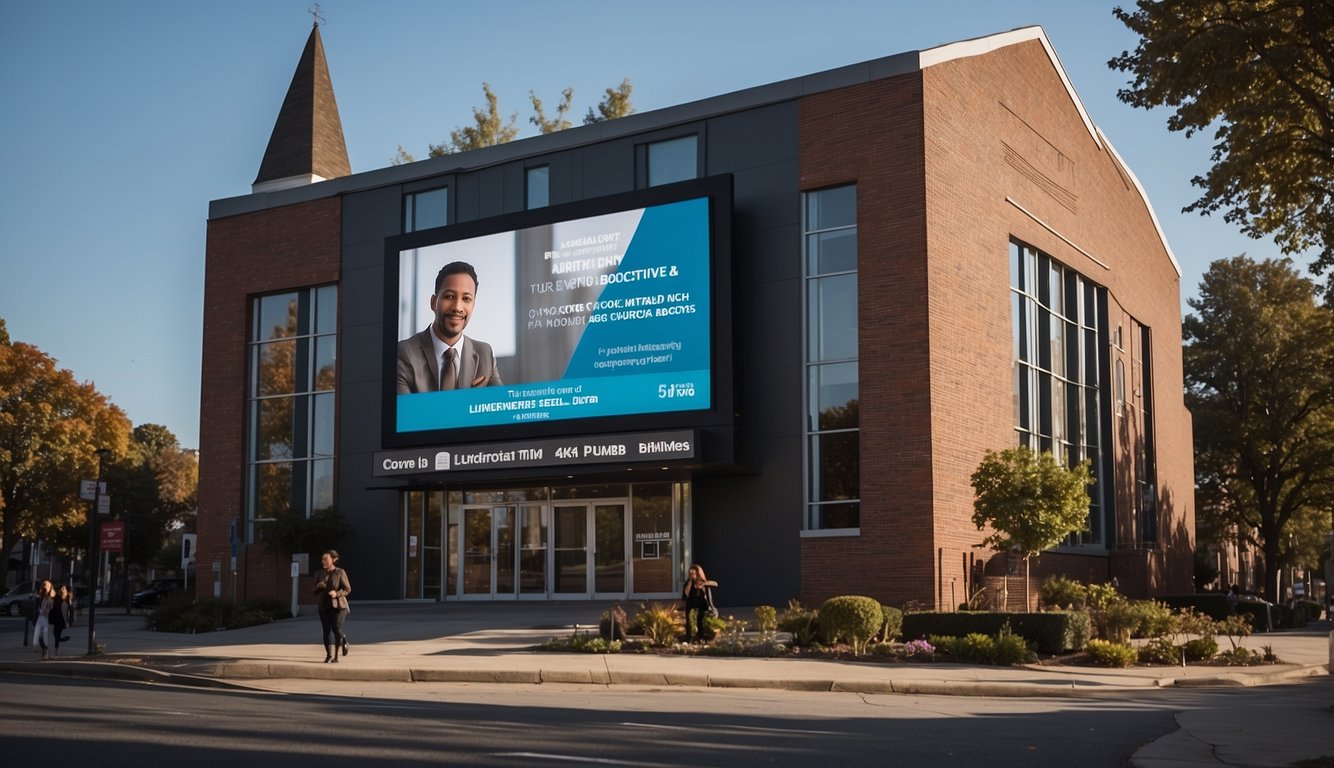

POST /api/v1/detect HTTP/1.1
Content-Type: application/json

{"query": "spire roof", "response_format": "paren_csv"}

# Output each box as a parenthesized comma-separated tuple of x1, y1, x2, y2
(252, 24, 351, 192)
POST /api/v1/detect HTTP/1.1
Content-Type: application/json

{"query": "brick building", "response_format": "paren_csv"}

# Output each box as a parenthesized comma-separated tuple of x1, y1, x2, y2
(198, 24, 1193, 610)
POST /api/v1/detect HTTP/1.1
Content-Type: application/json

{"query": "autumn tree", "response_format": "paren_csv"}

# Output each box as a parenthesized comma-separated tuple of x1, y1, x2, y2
(583, 77, 635, 124)
(530, 87, 574, 134)
(429, 82, 519, 156)
(394, 79, 636, 163)
(1185, 256, 1334, 601)
(971, 447, 1092, 610)
(1110, 1, 1334, 298)
(0, 318, 132, 565)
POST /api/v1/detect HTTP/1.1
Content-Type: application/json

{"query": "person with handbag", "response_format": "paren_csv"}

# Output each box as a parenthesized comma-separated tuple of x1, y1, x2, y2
(680, 564, 718, 644)
(50, 584, 75, 654)
(313, 549, 352, 663)
(32, 580, 55, 659)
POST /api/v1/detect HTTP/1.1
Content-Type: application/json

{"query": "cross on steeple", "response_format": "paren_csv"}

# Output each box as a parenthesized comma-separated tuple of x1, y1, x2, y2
(308, 3, 325, 27)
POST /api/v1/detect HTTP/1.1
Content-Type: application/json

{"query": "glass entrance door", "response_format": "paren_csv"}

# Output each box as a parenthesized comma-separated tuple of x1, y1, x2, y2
(593, 503, 627, 597)
(552, 501, 627, 597)
(461, 506, 517, 599)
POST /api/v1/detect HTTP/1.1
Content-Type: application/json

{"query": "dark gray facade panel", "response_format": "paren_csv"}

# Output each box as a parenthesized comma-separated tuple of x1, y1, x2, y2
(692, 467, 802, 607)
(741, 223, 801, 285)
(339, 262, 385, 330)
(574, 141, 635, 199)
(544, 153, 574, 207)
(501, 163, 524, 213)
(729, 161, 802, 243)
(342, 188, 403, 249)
(475, 166, 508, 221)
(455, 174, 481, 223)
(336, 318, 383, 387)
(705, 102, 799, 174)
(337, 458, 403, 599)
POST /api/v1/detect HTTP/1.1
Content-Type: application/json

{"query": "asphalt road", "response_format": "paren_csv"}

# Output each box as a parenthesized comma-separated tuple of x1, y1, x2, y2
(0, 671, 1229, 767)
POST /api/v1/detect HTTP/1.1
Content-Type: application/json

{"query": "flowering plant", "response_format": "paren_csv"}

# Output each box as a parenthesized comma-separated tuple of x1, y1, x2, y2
(900, 639, 936, 658)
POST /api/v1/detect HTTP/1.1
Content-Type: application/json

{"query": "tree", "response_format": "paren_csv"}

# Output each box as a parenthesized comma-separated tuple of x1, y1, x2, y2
(1185, 256, 1334, 601)
(430, 82, 519, 156)
(0, 320, 132, 567)
(970, 448, 1092, 610)
(530, 87, 574, 134)
(1110, 1, 1334, 299)
(105, 424, 197, 572)
(583, 77, 635, 125)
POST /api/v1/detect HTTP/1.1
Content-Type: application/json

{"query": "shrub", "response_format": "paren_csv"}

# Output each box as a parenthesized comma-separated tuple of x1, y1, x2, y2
(631, 602, 681, 646)
(1040, 574, 1087, 609)
(992, 625, 1036, 665)
(1138, 637, 1179, 665)
(753, 605, 778, 633)
(1085, 639, 1137, 667)
(1215, 613, 1253, 651)
(1181, 636, 1218, 662)
(778, 606, 819, 646)
(1085, 582, 1122, 610)
(818, 596, 884, 653)
(145, 594, 290, 633)
(898, 639, 936, 659)
(1092, 598, 1138, 643)
(1130, 600, 1176, 639)
(879, 605, 903, 642)
(901, 610, 1088, 653)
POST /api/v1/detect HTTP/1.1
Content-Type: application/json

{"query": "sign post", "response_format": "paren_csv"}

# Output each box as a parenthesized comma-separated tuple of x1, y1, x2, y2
(85, 449, 110, 656)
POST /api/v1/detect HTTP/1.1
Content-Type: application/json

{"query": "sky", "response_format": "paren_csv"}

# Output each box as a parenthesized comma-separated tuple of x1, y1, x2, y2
(0, 0, 1310, 451)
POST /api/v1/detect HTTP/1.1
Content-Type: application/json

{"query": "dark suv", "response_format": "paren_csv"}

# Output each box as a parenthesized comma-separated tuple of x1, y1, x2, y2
(131, 578, 184, 608)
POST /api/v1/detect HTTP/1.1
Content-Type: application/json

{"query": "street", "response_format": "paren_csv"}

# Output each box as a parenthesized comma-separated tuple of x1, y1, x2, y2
(0, 671, 1293, 767)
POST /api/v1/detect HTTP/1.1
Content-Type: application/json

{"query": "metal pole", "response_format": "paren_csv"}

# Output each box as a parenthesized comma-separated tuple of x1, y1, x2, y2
(86, 448, 108, 656)
(123, 509, 131, 615)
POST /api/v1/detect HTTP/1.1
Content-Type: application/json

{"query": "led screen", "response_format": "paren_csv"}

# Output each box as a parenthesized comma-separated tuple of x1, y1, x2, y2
(386, 177, 729, 441)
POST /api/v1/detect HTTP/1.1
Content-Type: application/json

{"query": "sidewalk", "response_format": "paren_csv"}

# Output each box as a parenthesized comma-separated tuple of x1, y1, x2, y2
(2, 602, 1328, 694)
(2, 604, 1331, 767)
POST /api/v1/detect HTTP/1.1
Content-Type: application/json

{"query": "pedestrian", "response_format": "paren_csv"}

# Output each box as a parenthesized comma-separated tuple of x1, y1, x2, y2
(680, 564, 718, 643)
(50, 584, 75, 655)
(32, 580, 54, 660)
(313, 549, 351, 663)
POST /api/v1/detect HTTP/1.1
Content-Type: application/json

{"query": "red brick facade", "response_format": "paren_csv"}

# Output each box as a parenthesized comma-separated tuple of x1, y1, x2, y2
(197, 197, 341, 602)
(798, 39, 1194, 608)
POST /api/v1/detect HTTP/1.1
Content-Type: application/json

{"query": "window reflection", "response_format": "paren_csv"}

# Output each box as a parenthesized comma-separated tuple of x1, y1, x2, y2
(646, 136, 697, 187)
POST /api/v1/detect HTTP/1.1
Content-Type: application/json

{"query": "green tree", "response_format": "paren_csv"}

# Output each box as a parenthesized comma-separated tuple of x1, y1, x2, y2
(1110, 1, 1334, 298)
(530, 87, 574, 134)
(583, 77, 635, 124)
(1185, 256, 1334, 601)
(0, 320, 132, 565)
(430, 82, 519, 156)
(971, 448, 1092, 609)
(105, 424, 197, 571)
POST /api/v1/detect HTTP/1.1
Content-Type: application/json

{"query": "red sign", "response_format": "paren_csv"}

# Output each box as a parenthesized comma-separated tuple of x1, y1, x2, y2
(100, 521, 125, 552)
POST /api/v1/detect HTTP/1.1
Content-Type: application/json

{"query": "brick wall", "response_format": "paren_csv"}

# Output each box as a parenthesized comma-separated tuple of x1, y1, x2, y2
(197, 197, 341, 601)
(798, 38, 1194, 608)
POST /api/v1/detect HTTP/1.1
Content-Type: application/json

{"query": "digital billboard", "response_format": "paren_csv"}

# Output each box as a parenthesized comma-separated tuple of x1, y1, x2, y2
(383, 175, 732, 447)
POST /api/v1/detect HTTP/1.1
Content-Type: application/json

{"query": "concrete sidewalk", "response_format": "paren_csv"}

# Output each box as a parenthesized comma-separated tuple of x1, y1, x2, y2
(2, 603, 1331, 767)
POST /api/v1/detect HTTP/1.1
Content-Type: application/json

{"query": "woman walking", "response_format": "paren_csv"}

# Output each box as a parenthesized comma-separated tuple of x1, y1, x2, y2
(32, 580, 54, 659)
(313, 550, 352, 663)
(50, 584, 75, 656)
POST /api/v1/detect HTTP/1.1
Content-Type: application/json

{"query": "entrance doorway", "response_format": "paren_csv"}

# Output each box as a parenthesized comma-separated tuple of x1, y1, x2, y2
(553, 502, 628, 598)
(460, 503, 546, 599)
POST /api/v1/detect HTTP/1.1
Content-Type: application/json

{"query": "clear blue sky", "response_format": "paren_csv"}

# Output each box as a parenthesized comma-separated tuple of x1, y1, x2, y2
(0, 1, 1307, 451)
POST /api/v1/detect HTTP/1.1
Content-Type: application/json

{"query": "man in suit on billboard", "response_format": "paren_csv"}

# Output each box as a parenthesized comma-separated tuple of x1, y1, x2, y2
(396, 261, 503, 394)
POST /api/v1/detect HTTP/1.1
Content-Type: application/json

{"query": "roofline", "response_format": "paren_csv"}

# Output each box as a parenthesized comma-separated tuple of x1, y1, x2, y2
(210, 23, 1179, 275)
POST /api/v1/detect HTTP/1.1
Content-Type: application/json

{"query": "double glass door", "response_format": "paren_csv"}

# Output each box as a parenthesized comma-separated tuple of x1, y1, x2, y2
(461, 501, 627, 598)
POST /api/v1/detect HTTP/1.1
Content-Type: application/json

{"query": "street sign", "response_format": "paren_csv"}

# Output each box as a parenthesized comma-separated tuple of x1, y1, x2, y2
(80, 480, 106, 501)
(181, 533, 197, 568)
(100, 521, 125, 552)
(97, 494, 111, 516)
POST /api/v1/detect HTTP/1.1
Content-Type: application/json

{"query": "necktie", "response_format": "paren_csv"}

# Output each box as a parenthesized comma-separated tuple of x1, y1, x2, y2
(440, 348, 457, 390)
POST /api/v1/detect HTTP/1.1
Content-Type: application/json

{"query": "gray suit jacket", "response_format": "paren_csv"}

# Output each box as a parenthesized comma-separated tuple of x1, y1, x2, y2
(396, 328, 503, 394)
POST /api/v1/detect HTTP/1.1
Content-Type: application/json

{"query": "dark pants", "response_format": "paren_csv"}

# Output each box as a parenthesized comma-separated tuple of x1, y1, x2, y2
(318, 607, 348, 653)
(684, 602, 708, 641)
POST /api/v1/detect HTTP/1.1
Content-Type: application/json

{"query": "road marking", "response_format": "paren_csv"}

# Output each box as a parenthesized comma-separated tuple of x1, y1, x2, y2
(620, 721, 844, 736)
(493, 753, 673, 767)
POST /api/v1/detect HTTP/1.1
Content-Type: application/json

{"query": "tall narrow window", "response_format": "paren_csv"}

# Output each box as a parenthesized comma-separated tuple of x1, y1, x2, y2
(404, 187, 447, 232)
(803, 185, 859, 531)
(247, 285, 337, 541)
(526, 166, 550, 209)
(1010, 241, 1105, 546)
(1136, 324, 1157, 544)
(646, 136, 698, 187)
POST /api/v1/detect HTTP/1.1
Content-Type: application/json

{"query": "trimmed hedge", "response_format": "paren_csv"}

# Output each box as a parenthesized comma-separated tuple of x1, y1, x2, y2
(901, 611, 1089, 654)
(818, 596, 883, 649)
(1157, 594, 1274, 632)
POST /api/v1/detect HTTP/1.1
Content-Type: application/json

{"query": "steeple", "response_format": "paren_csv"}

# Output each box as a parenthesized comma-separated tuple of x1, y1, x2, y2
(252, 22, 351, 193)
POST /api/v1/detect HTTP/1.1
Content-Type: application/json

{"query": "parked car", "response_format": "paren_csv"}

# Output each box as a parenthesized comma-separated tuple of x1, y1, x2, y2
(131, 578, 184, 608)
(0, 581, 41, 617)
